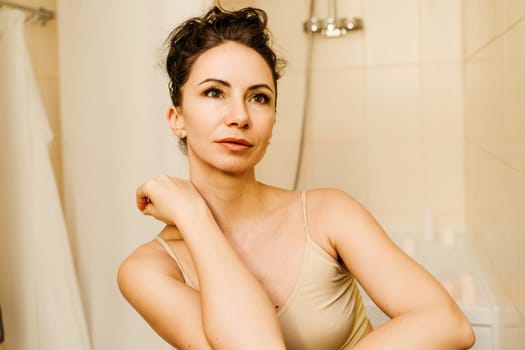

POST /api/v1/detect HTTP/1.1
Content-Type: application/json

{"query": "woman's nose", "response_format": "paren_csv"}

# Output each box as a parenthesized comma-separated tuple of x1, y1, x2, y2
(226, 98, 251, 129)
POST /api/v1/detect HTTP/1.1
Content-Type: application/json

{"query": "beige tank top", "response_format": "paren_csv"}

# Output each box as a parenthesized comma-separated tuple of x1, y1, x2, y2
(156, 191, 371, 349)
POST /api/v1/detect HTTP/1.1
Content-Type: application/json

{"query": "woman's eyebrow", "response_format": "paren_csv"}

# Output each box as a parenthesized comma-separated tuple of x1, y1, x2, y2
(248, 84, 274, 93)
(198, 78, 230, 86)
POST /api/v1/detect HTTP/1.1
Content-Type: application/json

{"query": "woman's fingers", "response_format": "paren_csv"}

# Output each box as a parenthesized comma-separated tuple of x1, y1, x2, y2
(136, 175, 179, 223)
(135, 174, 206, 227)
(136, 181, 154, 213)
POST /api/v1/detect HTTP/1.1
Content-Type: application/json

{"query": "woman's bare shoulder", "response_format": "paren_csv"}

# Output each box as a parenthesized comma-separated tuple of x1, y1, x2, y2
(306, 187, 367, 214)
(121, 226, 182, 262)
(304, 187, 380, 239)
(117, 226, 185, 293)
(117, 228, 211, 348)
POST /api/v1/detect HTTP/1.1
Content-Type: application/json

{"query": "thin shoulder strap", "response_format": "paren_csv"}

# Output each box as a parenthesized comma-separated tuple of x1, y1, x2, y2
(155, 236, 197, 289)
(301, 190, 313, 240)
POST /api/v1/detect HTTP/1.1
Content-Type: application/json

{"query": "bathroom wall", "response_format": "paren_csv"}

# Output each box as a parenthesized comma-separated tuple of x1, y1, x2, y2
(15, 0, 523, 347)
(222, 0, 465, 236)
(15, 0, 61, 195)
(463, 0, 525, 345)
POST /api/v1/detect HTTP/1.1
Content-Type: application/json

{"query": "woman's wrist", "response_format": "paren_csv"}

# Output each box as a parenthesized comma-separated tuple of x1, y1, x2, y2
(175, 207, 219, 242)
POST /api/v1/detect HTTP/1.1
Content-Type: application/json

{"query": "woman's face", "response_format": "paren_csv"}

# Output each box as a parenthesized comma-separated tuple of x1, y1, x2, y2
(170, 41, 276, 176)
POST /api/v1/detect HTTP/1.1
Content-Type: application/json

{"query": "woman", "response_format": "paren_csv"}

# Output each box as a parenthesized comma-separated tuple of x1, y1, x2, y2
(118, 6, 475, 350)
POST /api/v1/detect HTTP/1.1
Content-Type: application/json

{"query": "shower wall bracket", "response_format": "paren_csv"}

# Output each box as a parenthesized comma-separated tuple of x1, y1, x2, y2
(303, 16, 362, 37)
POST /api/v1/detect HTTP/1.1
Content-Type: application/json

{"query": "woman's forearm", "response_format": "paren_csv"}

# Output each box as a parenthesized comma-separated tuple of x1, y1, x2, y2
(354, 307, 475, 350)
(177, 209, 286, 350)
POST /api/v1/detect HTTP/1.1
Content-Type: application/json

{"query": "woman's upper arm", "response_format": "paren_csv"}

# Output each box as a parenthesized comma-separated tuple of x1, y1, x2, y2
(313, 189, 458, 318)
(117, 243, 212, 350)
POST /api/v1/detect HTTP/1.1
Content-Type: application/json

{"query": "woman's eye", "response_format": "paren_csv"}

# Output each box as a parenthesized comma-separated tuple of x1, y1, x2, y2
(252, 93, 270, 104)
(204, 88, 223, 98)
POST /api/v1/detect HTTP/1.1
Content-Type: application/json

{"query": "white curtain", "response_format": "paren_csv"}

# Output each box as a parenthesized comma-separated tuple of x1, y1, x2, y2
(0, 8, 91, 350)
(57, 1, 210, 349)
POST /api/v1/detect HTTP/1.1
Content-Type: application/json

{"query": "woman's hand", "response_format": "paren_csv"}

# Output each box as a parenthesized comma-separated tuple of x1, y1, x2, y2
(136, 174, 207, 227)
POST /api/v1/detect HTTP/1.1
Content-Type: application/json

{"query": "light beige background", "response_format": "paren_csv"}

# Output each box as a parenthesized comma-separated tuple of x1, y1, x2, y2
(17, 0, 524, 348)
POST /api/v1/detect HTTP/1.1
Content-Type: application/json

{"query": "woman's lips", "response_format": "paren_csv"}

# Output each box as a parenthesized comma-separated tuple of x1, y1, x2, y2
(216, 138, 253, 152)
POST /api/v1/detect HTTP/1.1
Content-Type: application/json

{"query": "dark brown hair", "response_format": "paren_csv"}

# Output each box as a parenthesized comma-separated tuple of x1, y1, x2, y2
(165, 6, 285, 107)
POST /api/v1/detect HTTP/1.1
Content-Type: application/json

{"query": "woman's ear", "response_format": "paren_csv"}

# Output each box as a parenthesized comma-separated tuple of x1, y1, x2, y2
(166, 106, 187, 139)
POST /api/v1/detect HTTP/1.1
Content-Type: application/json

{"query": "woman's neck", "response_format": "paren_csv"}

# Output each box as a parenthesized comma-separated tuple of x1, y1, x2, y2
(189, 165, 268, 234)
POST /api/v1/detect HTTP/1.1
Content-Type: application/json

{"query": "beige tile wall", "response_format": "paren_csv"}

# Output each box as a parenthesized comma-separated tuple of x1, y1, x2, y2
(224, 0, 465, 235)
(13, 0, 61, 195)
(463, 0, 525, 337)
